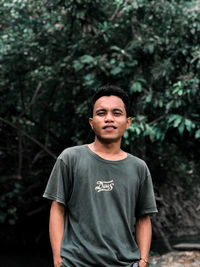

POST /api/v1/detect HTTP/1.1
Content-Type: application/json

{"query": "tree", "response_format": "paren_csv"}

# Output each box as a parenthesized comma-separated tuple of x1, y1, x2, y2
(0, 0, 200, 247)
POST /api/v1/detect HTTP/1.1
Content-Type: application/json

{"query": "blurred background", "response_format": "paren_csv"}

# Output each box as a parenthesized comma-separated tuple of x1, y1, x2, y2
(0, 0, 200, 266)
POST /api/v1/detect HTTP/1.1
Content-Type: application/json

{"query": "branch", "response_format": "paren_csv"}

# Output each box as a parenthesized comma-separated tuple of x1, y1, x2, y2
(0, 117, 57, 159)
(109, 5, 120, 21)
(18, 82, 42, 119)
(109, 0, 131, 21)
(27, 206, 45, 216)
(148, 114, 167, 126)
(17, 128, 23, 179)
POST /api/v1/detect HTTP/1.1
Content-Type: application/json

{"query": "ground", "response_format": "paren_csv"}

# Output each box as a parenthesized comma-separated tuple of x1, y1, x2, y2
(150, 251, 200, 266)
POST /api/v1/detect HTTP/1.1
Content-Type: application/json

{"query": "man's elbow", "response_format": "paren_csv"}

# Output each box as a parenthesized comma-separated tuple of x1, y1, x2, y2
(136, 214, 151, 225)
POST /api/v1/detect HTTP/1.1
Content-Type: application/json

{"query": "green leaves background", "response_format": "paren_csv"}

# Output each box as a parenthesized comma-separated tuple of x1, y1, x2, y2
(0, 0, 200, 241)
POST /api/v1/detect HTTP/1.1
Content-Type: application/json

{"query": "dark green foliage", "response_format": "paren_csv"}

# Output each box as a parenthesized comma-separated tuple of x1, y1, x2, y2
(0, 0, 200, 243)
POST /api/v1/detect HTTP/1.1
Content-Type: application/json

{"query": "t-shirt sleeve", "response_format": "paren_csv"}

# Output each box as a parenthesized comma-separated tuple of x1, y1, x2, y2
(43, 156, 71, 206)
(135, 164, 158, 217)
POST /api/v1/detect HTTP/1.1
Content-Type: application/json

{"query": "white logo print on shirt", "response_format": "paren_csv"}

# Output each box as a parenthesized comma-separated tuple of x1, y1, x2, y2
(95, 180, 114, 192)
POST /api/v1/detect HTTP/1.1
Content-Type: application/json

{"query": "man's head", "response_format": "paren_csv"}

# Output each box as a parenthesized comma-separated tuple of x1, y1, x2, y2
(89, 85, 132, 143)
(91, 85, 130, 117)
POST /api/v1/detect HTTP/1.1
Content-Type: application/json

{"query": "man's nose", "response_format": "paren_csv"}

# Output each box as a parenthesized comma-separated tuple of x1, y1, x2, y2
(104, 112, 114, 122)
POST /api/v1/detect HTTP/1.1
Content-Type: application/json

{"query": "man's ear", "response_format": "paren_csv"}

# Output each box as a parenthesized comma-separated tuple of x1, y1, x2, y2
(89, 118, 93, 129)
(126, 117, 132, 130)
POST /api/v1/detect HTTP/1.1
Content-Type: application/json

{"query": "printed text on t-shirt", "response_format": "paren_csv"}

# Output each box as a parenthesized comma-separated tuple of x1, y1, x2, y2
(95, 180, 114, 192)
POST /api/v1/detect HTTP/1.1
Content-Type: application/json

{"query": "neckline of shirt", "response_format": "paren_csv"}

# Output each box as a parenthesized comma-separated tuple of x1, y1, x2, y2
(86, 144, 130, 164)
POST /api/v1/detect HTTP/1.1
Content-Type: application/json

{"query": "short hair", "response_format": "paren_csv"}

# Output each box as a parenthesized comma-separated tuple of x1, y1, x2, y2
(91, 85, 130, 116)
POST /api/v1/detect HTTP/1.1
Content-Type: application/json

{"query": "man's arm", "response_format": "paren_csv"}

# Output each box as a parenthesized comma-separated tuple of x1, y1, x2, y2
(49, 201, 65, 267)
(135, 214, 152, 267)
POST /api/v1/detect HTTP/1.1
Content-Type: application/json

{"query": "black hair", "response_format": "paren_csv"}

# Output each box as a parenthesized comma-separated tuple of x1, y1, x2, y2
(91, 85, 130, 116)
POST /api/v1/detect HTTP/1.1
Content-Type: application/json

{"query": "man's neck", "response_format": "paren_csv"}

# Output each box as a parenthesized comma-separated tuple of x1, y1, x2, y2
(88, 138, 127, 161)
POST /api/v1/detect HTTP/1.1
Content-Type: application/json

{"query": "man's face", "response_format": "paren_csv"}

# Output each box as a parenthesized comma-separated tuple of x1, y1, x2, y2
(89, 95, 132, 143)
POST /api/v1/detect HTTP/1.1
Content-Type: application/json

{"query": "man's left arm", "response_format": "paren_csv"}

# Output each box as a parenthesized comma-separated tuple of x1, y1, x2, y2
(135, 214, 152, 267)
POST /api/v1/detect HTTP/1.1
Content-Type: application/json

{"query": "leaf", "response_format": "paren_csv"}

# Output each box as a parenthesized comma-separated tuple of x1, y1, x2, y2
(83, 73, 95, 86)
(184, 119, 195, 132)
(123, 131, 129, 139)
(159, 100, 163, 107)
(167, 114, 180, 123)
(81, 55, 95, 64)
(178, 122, 185, 135)
(110, 67, 122, 75)
(110, 45, 121, 52)
(147, 43, 155, 54)
(166, 100, 174, 111)
(127, 60, 138, 67)
(73, 60, 84, 71)
(178, 89, 183, 96)
(145, 124, 155, 142)
(137, 78, 147, 84)
(195, 129, 200, 139)
(130, 82, 142, 94)
(135, 127, 141, 135)
(145, 94, 152, 103)
(173, 117, 182, 128)
(124, 139, 130, 145)
(110, 58, 116, 65)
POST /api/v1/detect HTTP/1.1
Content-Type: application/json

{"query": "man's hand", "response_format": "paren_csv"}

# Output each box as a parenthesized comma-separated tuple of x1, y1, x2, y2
(53, 256, 63, 267)
(139, 258, 149, 267)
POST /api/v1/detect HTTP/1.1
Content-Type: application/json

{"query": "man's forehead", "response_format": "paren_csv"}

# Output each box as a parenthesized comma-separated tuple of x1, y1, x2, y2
(94, 95, 125, 109)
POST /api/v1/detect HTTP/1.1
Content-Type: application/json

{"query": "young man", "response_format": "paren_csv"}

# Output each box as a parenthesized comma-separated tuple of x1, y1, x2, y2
(43, 85, 157, 267)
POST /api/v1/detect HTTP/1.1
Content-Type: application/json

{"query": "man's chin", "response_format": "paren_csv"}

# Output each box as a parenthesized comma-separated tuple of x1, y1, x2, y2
(96, 135, 122, 144)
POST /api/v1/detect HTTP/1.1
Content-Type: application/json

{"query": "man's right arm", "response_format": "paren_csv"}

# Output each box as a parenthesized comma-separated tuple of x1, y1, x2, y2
(49, 201, 65, 267)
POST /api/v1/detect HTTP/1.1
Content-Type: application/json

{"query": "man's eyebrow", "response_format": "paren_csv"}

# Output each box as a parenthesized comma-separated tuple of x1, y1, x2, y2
(113, 108, 123, 112)
(95, 108, 106, 113)
(95, 108, 124, 113)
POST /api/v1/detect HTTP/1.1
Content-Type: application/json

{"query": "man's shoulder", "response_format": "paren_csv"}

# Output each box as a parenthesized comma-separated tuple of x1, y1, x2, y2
(58, 144, 88, 160)
(127, 153, 147, 168)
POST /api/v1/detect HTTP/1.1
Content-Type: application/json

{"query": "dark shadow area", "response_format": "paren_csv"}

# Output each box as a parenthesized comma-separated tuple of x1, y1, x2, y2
(0, 248, 53, 267)
(0, 205, 53, 267)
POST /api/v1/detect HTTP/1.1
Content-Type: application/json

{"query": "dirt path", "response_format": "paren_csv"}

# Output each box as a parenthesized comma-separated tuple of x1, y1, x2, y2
(149, 251, 200, 266)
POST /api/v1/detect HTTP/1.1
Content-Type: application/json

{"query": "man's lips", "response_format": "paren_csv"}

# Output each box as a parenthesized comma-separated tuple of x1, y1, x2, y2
(103, 125, 117, 129)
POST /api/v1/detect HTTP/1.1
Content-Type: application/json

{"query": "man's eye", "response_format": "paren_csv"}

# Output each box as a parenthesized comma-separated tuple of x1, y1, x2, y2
(97, 112, 105, 116)
(114, 112, 122, 116)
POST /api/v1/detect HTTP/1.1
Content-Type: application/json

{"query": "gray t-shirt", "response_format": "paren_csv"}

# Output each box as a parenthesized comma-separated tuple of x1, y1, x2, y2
(43, 145, 157, 267)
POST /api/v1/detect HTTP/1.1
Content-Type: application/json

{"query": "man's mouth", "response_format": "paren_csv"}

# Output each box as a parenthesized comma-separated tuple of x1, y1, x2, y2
(103, 126, 117, 129)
